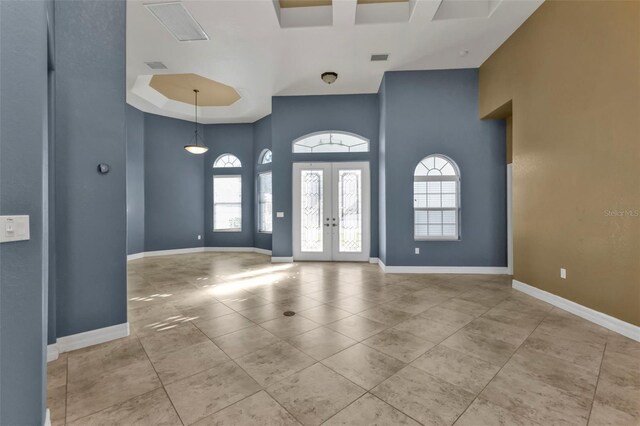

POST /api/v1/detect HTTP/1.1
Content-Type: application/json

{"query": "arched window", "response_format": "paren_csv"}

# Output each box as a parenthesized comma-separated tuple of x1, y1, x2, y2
(414, 154, 460, 240)
(213, 153, 242, 168)
(292, 131, 369, 153)
(258, 149, 272, 164)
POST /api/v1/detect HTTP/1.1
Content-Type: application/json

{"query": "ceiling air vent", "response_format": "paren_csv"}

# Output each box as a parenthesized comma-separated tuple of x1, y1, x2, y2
(370, 54, 389, 62)
(145, 2, 209, 42)
(145, 61, 168, 70)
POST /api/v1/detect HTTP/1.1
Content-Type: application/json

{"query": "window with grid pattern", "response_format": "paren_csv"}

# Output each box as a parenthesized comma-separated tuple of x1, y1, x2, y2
(258, 172, 272, 233)
(213, 175, 242, 231)
(414, 155, 460, 240)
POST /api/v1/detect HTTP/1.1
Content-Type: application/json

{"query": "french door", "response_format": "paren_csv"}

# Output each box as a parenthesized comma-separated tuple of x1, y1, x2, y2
(293, 162, 370, 262)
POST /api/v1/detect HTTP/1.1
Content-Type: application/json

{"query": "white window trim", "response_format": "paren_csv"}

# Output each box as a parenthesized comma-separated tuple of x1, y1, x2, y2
(292, 131, 370, 154)
(257, 171, 272, 234)
(213, 153, 242, 168)
(258, 149, 272, 165)
(413, 168, 461, 241)
(213, 175, 242, 232)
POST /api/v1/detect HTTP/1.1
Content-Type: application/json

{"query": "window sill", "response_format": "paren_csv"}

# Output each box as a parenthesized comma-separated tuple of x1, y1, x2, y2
(258, 231, 272, 235)
(213, 229, 242, 233)
(414, 237, 460, 242)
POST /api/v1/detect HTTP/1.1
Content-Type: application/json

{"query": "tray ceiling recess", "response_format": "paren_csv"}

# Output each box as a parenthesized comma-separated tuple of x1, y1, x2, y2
(126, 0, 543, 123)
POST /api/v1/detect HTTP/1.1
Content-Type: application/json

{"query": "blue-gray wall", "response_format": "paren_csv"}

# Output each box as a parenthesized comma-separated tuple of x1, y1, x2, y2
(126, 105, 145, 255)
(378, 77, 388, 264)
(254, 115, 272, 251)
(204, 124, 255, 247)
(271, 94, 380, 258)
(380, 69, 506, 266)
(144, 114, 205, 251)
(0, 1, 49, 423)
(55, 0, 127, 337)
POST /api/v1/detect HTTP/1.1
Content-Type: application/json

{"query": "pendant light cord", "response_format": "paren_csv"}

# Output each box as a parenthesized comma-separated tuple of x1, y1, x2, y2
(194, 89, 199, 146)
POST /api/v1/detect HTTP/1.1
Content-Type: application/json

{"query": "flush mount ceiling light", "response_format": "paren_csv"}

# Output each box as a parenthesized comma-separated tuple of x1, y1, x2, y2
(145, 2, 209, 42)
(184, 89, 209, 155)
(321, 71, 338, 84)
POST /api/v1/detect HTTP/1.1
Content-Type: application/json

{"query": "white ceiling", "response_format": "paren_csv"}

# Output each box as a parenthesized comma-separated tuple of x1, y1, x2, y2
(126, 0, 542, 124)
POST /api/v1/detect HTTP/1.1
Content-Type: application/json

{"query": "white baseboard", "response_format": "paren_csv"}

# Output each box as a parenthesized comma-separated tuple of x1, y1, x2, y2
(272, 256, 294, 263)
(44, 408, 51, 426)
(369, 257, 379, 264)
(129, 246, 272, 261)
(55, 322, 130, 353)
(378, 259, 508, 274)
(47, 344, 59, 363)
(513, 280, 640, 342)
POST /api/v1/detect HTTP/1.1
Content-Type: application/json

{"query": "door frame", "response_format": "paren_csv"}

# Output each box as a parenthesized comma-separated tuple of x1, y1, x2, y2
(292, 161, 370, 262)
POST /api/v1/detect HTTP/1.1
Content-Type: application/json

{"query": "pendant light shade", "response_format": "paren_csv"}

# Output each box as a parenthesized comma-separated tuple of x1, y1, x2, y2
(184, 89, 209, 155)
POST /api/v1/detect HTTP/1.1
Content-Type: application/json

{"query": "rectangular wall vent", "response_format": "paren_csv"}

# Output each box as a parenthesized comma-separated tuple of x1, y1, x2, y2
(145, 2, 209, 42)
(370, 54, 389, 61)
(145, 61, 168, 70)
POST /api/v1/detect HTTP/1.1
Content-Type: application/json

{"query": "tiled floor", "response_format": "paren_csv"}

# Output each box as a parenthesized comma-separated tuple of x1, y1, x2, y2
(48, 253, 640, 425)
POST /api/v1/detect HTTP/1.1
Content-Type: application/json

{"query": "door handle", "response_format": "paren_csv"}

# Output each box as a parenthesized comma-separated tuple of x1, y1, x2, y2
(324, 224, 330, 227)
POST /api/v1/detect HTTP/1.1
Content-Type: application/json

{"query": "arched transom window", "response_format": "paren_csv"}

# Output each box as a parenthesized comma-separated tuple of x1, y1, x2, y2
(213, 153, 242, 168)
(258, 149, 272, 164)
(414, 154, 460, 240)
(292, 131, 369, 153)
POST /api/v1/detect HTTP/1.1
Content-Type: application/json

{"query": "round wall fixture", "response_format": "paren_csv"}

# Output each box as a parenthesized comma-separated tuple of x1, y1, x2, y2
(97, 163, 110, 174)
(321, 72, 338, 85)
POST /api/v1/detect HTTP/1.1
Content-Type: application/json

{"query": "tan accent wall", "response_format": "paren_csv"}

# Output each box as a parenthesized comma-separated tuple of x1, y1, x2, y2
(479, 1, 640, 326)
(149, 74, 240, 107)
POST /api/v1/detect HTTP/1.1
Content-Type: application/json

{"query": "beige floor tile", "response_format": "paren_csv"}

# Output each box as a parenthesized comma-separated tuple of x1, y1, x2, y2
(372, 366, 475, 426)
(260, 315, 320, 339)
(267, 363, 365, 426)
(393, 315, 461, 344)
(47, 355, 68, 390)
(152, 340, 230, 385)
(419, 305, 477, 328)
(462, 317, 532, 346)
(441, 327, 519, 367)
(298, 304, 352, 325)
(589, 399, 640, 426)
(322, 344, 405, 390)
(324, 393, 420, 426)
(362, 329, 435, 363)
(328, 296, 379, 314)
(454, 397, 540, 426)
(218, 294, 271, 311)
(47, 384, 66, 426)
(239, 303, 289, 323)
(139, 322, 209, 361)
(164, 361, 261, 425)
(192, 391, 300, 426)
(192, 312, 254, 339)
(67, 388, 181, 425)
(436, 298, 490, 317)
(480, 364, 592, 426)
(236, 341, 315, 387)
(411, 345, 500, 394)
(213, 325, 281, 359)
(68, 336, 148, 379)
(326, 315, 387, 341)
(358, 306, 413, 326)
(383, 294, 447, 315)
(522, 328, 605, 372)
(66, 359, 161, 423)
(507, 345, 599, 398)
(288, 326, 357, 361)
(276, 296, 325, 312)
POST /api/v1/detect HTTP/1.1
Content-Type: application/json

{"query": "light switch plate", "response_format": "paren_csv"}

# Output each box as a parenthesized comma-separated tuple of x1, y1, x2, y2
(415, 248, 420, 254)
(0, 215, 30, 243)
(560, 268, 567, 279)
(276, 212, 285, 218)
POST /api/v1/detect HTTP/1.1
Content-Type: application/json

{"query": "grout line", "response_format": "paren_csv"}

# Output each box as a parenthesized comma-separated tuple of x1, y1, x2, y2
(586, 339, 607, 424)
(449, 303, 553, 426)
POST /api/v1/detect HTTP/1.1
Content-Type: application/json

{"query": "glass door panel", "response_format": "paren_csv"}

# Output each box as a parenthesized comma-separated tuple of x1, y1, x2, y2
(337, 170, 362, 253)
(300, 170, 323, 252)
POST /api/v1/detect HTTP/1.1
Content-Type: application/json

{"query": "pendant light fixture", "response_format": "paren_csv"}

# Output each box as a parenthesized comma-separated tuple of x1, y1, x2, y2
(184, 89, 209, 155)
